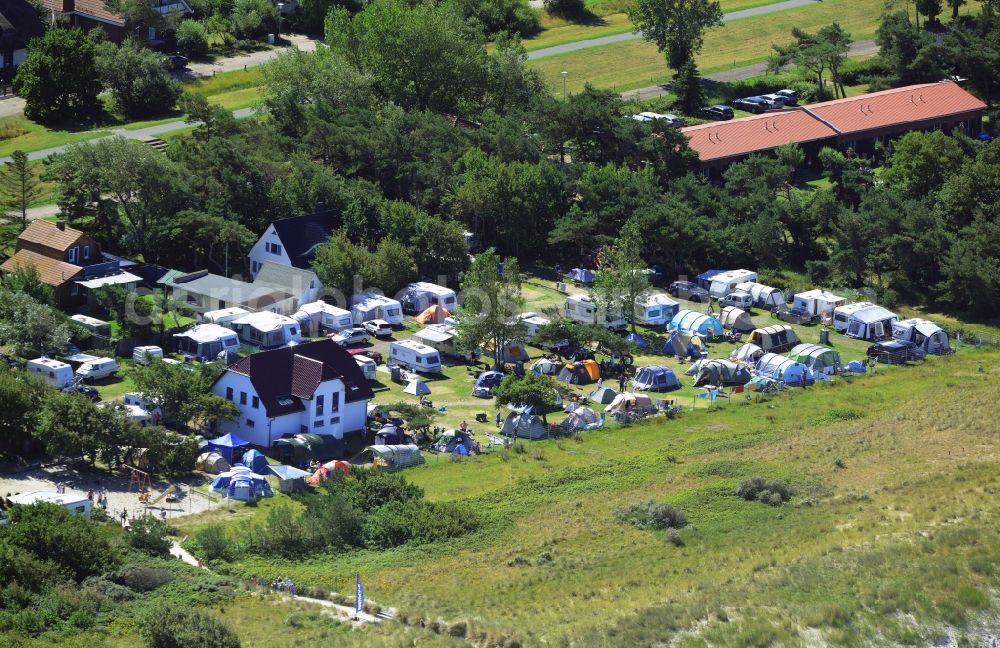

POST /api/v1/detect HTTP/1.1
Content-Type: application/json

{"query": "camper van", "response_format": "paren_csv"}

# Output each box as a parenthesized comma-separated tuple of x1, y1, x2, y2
(69, 314, 112, 338)
(27, 357, 75, 389)
(792, 290, 846, 319)
(76, 357, 120, 382)
(400, 282, 458, 315)
(833, 302, 898, 340)
(352, 292, 404, 326)
(565, 295, 627, 331)
(634, 294, 679, 327)
(519, 312, 551, 340)
(132, 346, 164, 365)
(200, 306, 251, 327)
(355, 355, 377, 380)
(8, 491, 91, 518)
(389, 339, 442, 374)
(708, 270, 758, 299)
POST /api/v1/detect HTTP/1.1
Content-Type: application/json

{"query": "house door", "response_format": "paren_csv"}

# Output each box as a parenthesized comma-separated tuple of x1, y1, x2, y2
(219, 299, 226, 309)
(872, 322, 884, 339)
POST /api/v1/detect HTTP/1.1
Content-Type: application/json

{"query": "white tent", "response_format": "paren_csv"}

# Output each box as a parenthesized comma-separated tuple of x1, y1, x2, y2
(531, 358, 560, 375)
(404, 379, 431, 395)
(892, 318, 950, 354)
(604, 392, 654, 414)
(731, 342, 764, 364)
(563, 407, 599, 430)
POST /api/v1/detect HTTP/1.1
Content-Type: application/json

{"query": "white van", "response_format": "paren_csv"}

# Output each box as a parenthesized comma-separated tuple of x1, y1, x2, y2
(27, 357, 75, 389)
(389, 339, 442, 374)
(355, 355, 377, 380)
(132, 346, 164, 365)
(76, 357, 120, 382)
(565, 294, 627, 331)
(720, 291, 753, 310)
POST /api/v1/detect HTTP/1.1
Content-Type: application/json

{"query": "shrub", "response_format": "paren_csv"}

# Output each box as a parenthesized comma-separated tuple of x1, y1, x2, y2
(363, 501, 413, 550)
(194, 523, 233, 561)
(335, 468, 423, 512)
(141, 603, 241, 648)
(97, 39, 182, 118)
(665, 528, 684, 547)
(110, 566, 174, 592)
(617, 501, 688, 531)
(544, 0, 585, 17)
(128, 515, 172, 556)
(176, 20, 209, 59)
(736, 476, 793, 506)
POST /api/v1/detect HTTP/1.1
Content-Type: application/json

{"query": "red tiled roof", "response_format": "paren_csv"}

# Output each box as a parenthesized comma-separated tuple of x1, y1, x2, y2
(681, 109, 838, 163)
(18, 219, 87, 253)
(40, 0, 125, 25)
(806, 81, 987, 136)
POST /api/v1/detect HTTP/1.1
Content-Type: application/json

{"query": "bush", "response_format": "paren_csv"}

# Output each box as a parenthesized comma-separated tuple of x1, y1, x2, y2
(336, 468, 423, 511)
(97, 39, 182, 118)
(616, 501, 688, 531)
(665, 528, 684, 547)
(363, 501, 413, 550)
(141, 603, 241, 648)
(544, 0, 585, 17)
(128, 515, 172, 556)
(176, 20, 209, 59)
(194, 523, 233, 561)
(735, 476, 793, 506)
(110, 566, 174, 592)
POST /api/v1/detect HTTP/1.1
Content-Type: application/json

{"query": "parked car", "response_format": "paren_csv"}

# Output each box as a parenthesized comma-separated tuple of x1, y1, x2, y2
(349, 348, 384, 364)
(0, 353, 21, 369)
(772, 305, 814, 325)
(161, 54, 189, 70)
(867, 340, 927, 364)
(668, 281, 710, 303)
(63, 384, 100, 402)
(733, 96, 769, 114)
(760, 94, 787, 109)
(632, 111, 684, 127)
(720, 291, 754, 309)
(776, 89, 799, 105)
(363, 319, 393, 338)
(701, 104, 734, 120)
(329, 328, 369, 346)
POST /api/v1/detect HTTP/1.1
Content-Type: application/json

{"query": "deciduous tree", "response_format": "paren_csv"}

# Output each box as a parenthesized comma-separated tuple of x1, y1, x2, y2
(626, 0, 723, 70)
(455, 249, 526, 370)
(13, 28, 103, 123)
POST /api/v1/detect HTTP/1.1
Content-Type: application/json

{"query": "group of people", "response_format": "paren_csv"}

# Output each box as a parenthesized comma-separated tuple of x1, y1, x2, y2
(86, 488, 109, 509)
(254, 575, 296, 596)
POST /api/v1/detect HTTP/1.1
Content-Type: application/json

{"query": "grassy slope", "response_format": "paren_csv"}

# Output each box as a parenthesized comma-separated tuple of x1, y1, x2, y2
(528, 0, 980, 94)
(175, 331, 1000, 645)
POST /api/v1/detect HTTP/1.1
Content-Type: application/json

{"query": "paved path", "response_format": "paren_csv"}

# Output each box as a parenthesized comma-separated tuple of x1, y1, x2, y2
(527, 0, 823, 60)
(620, 39, 878, 101)
(170, 539, 201, 567)
(177, 33, 319, 80)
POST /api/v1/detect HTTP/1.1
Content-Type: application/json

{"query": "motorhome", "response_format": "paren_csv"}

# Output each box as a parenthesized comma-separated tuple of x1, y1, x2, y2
(564, 294, 627, 331)
(412, 324, 478, 361)
(633, 293, 679, 327)
(833, 302, 898, 340)
(121, 392, 161, 426)
(230, 312, 303, 348)
(70, 314, 112, 338)
(389, 339, 442, 374)
(200, 306, 251, 327)
(26, 357, 75, 389)
(355, 355, 377, 380)
(708, 269, 758, 299)
(8, 491, 91, 518)
(352, 292, 404, 326)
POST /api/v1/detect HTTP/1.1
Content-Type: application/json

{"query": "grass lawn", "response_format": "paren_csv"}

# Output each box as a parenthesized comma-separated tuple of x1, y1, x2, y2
(528, 0, 980, 93)
(0, 116, 111, 158)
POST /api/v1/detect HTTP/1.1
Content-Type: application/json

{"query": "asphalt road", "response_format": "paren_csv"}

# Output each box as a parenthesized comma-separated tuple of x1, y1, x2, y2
(526, 0, 824, 60)
(620, 39, 879, 101)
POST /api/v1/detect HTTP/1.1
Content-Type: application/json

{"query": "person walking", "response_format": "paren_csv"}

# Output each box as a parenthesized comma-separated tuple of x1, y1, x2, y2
(618, 374, 627, 392)
(495, 411, 502, 427)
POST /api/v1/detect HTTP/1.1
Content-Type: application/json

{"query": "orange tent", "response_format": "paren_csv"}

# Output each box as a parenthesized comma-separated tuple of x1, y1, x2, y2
(415, 305, 450, 324)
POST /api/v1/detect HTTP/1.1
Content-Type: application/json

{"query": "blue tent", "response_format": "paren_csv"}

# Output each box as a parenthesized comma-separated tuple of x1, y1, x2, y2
(754, 353, 812, 386)
(211, 467, 272, 501)
(625, 332, 649, 349)
(632, 365, 681, 392)
(696, 269, 723, 289)
(473, 371, 504, 397)
(241, 449, 269, 475)
(669, 310, 724, 337)
(207, 432, 251, 462)
(568, 268, 596, 284)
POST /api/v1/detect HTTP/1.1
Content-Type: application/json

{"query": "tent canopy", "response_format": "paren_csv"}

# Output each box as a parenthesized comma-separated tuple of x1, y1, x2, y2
(207, 432, 251, 461)
(404, 379, 431, 395)
(589, 386, 618, 404)
(669, 310, 723, 336)
(749, 325, 801, 352)
(415, 305, 450, 324)
(241, 449, 269, 475)
(268, 464, 311, 480)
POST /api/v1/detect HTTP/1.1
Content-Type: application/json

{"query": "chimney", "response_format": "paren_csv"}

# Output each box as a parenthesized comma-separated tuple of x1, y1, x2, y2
(56, 220, 65, 231)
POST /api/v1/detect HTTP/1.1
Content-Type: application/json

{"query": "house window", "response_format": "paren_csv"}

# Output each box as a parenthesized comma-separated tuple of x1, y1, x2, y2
(266, 242, 283, 255)
(83, 246, 90, 261)
(68, 247, 78, 264)
(314, 420, 324, 428)
(240, 391, 247, 405)
(330, 416, 340, 424)
(225, 387, 234, 401)
(316, 394, 324, 416)
(330, 393, 339, 412)
(246, 419, 255, 428)
(252, 396, 259, 409)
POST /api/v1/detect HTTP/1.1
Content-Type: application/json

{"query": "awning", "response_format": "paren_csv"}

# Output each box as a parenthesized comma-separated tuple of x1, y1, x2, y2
(414, 328, 453, 343)
(75, 271, 142, 289)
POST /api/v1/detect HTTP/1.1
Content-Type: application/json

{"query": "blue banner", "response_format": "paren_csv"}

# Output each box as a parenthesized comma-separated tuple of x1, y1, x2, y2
(356, 574, 364, 614)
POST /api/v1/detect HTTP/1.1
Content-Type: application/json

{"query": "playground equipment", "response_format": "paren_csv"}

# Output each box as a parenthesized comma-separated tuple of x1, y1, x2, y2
(124, 465, 152, 493)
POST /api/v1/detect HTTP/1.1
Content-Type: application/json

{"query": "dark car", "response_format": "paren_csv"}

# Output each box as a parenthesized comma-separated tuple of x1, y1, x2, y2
(772, 305, 814, 325)
(63, 384, 100, 402)
(161, 54, 189, 71)
(668, 280, 710, 303)
(867, 340, 927, 364)
(733, 96, 769, 114)
(0, 353, 21, 369)
(701, 104, 734, 120)
(349, 348, 384, 364)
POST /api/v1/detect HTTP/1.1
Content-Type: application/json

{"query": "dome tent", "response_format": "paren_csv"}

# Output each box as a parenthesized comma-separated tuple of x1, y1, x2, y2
(375, 424, 405, 445)
(472, 371, 504, 397)
(662, 330, 703, 358)
(404, 379, 431, 395)
(669, 310, 724, 337)
(632, 365, 681, 392)
(531, 358, 560, 375)
(241, 449, 269, 475)
(557, 360, 600, 385)
(501, 411, 549, 440)
(211, 467, 273, 501)
(719, 306, 754, 332)
(568, 268, 596, 284)
(625, 332, 649, 349)
(787, 344, 841, 375)
(605, 392, 654, 414)
(563, 407, 599, 430)
(589, 386, 618, 404)
(430, 429, 476, 453)
(196, 452, 230, 475)
(754, 352, 812, 386)
(731, 342, 764, 364)
(692, 359, 752, 386)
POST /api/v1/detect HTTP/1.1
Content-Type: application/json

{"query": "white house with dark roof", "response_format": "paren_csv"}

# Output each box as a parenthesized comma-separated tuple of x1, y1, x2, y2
(161, 270, 297, 316)
(252, 261, 323, 308)
(247, 210, 337, 279)
(211, 339, 373, 447)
